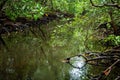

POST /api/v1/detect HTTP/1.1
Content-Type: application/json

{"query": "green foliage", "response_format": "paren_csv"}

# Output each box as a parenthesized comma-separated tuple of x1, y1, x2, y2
(2, 0, 119, 24)
(103, 35, 120, 46)
(50, 16, 105, 53)
(4, 0, 46, 20)
(51, 0, 90, 15)
(1, 0, 120, 80)
(1, 0, 120, 47)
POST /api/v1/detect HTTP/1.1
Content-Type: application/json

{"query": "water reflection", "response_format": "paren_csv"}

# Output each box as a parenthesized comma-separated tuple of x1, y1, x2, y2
(0, 38, 118, 80)
(69, 56, 87, 80)
(0, 32, 118, 80)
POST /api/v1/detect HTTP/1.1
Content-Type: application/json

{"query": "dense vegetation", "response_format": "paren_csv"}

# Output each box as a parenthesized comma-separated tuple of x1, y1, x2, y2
(0, 0, 120, 80)
(0, 0, 120, 46)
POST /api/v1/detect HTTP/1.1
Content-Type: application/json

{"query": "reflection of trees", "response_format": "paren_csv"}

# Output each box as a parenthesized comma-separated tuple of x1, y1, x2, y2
(0, 52, 37, 80)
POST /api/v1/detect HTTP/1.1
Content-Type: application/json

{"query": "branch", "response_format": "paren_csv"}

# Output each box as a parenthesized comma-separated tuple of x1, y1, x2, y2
(90, 0, 104, 7)
(91, 59, 120, 80)
(0, 0, 8, 11)
(111, 0, 115, 3)
(90, 0, 120, 9)
(104, 3, 120, 9)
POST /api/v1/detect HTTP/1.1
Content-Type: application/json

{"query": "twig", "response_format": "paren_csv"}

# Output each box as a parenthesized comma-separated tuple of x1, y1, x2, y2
(115, 76, 120, 80)
(103, 59, 120, 76)
(91, 59, 120, 80)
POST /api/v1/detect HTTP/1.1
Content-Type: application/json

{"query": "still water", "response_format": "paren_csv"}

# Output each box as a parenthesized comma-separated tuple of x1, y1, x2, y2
(0, 34, 94, 80)
(0, 21, 119, 80)
(0, 34, 106, 80)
